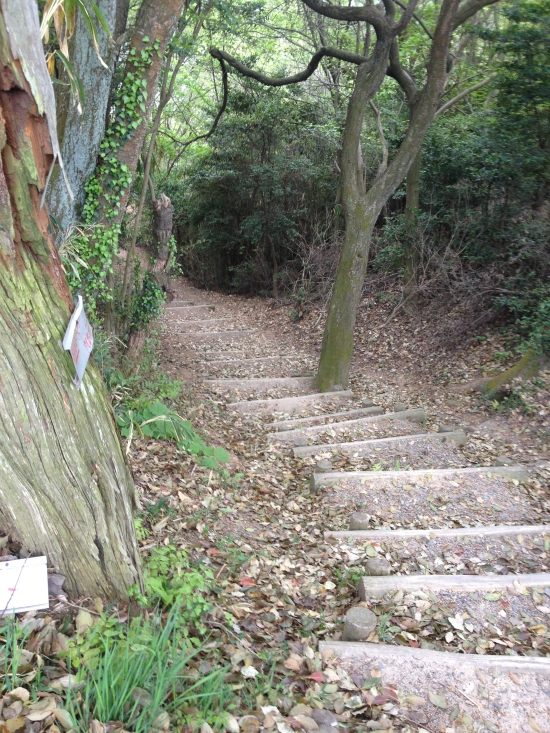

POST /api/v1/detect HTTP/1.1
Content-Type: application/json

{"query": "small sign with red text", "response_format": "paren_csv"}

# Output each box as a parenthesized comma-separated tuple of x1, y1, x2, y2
(0, 556, 49, 615)
(63, 295, 94, 388)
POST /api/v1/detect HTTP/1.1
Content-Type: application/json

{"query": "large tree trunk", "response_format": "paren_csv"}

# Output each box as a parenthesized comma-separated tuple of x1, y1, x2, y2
(0, 0, 142, 599)
(46, 0, 128, 233)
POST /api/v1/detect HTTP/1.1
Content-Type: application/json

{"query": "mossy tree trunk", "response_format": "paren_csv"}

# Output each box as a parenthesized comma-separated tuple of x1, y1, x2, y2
(0, 0, 142, 599)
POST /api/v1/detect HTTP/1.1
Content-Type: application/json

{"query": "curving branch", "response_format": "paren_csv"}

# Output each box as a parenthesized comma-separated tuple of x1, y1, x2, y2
(393, 0, 421, 35)
(159, 57, 229, 185)
(300, 0, 388, 35)
(387, 39, 418, 102)
(394, 0, 433, 38)
(209, 46, 369, 87)
(454, 0, 500, 28)
(435, 72, 496, 116)
(369, 100, 389, 176)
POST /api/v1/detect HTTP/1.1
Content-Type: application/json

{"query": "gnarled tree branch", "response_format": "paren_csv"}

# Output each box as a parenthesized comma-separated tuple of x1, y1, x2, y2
(209, 45, 368, 87)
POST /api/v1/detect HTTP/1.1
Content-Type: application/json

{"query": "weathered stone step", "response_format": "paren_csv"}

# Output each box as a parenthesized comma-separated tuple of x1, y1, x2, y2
(312, 463, 528, 490)
(204, 376, 315, 395)
(166, 305, 215, 317)
(359, 569, 550, 599)
(319, 640, 550, 678)
(293, 430, 467, 458)
(327, 523, 550, 578)
(268, 406, 383, 431)
(205, 355, 301, 366)
(267, 408, 426, 443)
(227, 390, 353, 416)
(179, 330, 257, 343)
(325, 523, 550, 540)
(171, 318, 230, 333)
(166, 300, 194, 307)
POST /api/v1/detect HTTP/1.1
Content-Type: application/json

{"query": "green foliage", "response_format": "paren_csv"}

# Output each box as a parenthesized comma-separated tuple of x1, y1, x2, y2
(65, 606, 227, 733)
(130, 269, 166, 333)
(0, 616, 33, 693)
(129, 547, 213, 634)
(116, 399, 231, 468)
(165, 88, 338, 293)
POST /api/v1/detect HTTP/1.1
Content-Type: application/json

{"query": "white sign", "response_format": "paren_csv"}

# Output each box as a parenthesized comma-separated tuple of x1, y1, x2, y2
(0, 556, 49, 615)
(63, 295, 93, 388)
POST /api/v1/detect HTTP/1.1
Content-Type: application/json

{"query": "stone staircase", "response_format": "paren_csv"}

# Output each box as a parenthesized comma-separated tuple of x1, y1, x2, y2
(163, 287, 550, 729)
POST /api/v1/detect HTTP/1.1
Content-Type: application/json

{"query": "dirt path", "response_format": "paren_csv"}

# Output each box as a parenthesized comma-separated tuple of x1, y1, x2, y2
(132, 278, 550, 733)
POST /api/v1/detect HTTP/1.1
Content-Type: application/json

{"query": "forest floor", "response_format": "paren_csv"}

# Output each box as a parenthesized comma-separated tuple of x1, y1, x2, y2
(126, 276, 550, 733)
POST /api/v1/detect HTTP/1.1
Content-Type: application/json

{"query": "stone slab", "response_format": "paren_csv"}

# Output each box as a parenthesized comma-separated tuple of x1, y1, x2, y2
(267, 406, 383, 431)
(359, 570, 550, 599)
(173, 319, 229, 332)
(319, 640, 550, 676)
(267, 408, 426, 443)
(312, 463, 529, 490)
(182, 330, 257, 343)
(293, 430, 467, 458)
(205, 355, 299, 366)
(204, 376, 315, 394)
(227, 390, 353, 415)
(166, 305, 215, 317)
(325, 523, 550, 541)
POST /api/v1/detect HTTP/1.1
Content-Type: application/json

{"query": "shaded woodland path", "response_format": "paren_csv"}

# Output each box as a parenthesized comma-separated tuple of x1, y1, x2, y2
(136, 277, 550, 732)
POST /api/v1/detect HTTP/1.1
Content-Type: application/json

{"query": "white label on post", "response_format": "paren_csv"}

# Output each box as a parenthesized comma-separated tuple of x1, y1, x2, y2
(0, 556, 49, 615)
(63, 295, 94, 388)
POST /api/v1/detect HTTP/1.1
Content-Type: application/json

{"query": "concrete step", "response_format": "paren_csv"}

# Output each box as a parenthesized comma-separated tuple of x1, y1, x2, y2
(178, 330, 257, 343)
(205, 355, 300, 367)
(268, 406, 383, 431)
(312, 463, 529, 490)
(359, 569, 550, 599)
(227, 390, 353, 416)
(166, 305, 215, 317)
(171, 318, 230, 333)
(293, 430, 467, 458)
(267, 408, 426, 443)
(326, 523, 550, 579)
(204, 376, 315, 395)
(325, 523, 550, 541)
(319, 640, 550, 679)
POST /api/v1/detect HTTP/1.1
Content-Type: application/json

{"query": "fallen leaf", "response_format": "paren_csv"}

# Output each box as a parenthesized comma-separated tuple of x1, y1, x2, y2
(427, 691, 447, 709)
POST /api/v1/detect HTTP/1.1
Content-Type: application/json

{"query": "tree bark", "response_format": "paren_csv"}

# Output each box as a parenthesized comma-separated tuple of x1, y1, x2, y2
(403, 147, 422, 306)
(315, 0, 462, 391)
(97, 0, 185, 226)
(46, 0, 128, 234)
(0, 0, 142, 599)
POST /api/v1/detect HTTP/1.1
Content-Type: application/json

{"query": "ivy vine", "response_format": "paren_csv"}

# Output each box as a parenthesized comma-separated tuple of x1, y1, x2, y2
(65, 38, 161, 320)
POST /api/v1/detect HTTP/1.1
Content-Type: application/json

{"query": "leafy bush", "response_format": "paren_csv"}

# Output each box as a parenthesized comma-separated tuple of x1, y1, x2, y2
(129, 546, 213, 632)
(116, 400, 230, 468)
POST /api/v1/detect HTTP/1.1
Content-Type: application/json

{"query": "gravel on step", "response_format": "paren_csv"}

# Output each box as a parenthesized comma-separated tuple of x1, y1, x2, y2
(364, 584, 550, 656)
(326, 530, 550, 577)
(299, 434, 470, 471)
(320, 643, 550, 733)
(323, 472, 549, 529)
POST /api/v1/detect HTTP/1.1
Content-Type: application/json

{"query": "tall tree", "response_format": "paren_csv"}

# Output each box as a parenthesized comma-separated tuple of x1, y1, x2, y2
(212, 0, 499, 390)
(0, 0, 142, 599)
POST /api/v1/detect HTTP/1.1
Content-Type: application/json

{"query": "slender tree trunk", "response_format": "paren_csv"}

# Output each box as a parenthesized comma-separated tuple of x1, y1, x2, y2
(46, 0, 128, 233)
(0, 0, 142, 599)
(316, 0, 461, 391)
(403, 148, 422, 306)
